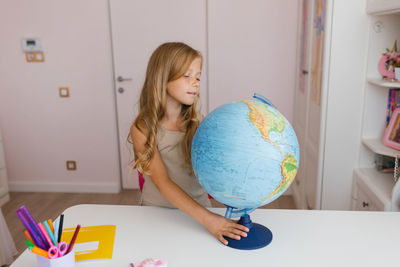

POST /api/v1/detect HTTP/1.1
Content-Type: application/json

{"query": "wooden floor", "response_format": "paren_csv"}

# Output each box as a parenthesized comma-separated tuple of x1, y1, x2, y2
(1, 190, 295, 261)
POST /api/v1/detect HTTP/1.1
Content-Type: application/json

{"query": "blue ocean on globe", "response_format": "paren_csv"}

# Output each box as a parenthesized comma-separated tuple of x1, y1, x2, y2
(191, 97, 299, 210)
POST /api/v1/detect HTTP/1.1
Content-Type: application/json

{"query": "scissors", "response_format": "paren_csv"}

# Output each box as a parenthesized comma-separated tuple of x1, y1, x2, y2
(48, 241, 68, 259)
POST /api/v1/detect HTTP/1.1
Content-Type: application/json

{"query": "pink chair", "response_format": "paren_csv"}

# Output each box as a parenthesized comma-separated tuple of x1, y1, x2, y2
(138, 171, 145, 192)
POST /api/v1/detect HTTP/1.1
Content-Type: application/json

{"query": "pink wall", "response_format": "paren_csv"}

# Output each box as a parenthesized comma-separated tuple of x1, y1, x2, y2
(0, 0, 298, 192)
(208, 0, 298, 122)
(0, 0, 120, 192)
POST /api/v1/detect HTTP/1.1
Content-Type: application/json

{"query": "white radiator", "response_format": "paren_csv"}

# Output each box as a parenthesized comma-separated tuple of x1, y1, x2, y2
(0, 209, 17, 265)
(0, 129, 15, 266)
(0, 129, 10, 206)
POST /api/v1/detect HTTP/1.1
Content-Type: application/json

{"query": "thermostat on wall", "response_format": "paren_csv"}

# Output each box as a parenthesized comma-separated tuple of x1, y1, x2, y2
(22, 38, 42, 52)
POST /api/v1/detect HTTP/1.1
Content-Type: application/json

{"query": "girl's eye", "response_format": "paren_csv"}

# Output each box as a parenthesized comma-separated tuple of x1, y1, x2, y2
(183, 74, 200, 81)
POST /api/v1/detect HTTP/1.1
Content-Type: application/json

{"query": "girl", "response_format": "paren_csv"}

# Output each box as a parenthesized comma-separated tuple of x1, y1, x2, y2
(130, 42, 249, 245)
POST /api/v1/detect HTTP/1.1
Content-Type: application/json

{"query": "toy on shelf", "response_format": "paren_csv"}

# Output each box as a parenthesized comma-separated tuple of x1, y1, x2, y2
(378, 40, 400, 81)
(375, 154, 395, 173)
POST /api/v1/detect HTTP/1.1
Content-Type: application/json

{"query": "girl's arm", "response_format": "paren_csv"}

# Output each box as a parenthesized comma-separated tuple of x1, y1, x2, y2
(130, 124, 249, 245)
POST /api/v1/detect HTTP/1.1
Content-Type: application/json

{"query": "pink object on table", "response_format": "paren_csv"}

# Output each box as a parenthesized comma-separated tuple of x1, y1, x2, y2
(133, 258, 167, 267)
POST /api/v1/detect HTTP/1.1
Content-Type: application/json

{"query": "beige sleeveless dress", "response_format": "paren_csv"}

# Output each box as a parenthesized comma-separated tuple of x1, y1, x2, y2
(140, 126, 211, 208)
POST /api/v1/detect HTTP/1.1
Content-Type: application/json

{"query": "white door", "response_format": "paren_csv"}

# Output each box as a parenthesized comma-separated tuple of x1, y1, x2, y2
(304, 0, 327, 210)
(292, 0, 327, 210)
(109, 0, 208, 188)
(292, 0, 312, 209)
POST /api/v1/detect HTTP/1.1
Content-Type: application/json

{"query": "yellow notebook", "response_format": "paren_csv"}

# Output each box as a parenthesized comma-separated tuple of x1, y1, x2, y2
(61, 225, 116, 261)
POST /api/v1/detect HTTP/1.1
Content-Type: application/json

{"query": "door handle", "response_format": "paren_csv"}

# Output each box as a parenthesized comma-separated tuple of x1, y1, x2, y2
(117, 76, 132, 82)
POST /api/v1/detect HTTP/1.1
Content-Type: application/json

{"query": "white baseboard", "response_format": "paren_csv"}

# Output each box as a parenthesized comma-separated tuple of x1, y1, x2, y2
(9, 181, 120, 193)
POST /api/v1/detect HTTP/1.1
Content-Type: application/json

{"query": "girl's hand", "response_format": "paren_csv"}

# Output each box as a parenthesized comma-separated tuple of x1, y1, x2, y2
(203, 212, 249, 245)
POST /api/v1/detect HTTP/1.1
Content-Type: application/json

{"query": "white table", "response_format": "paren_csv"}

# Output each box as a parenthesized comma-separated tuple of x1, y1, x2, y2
(10, 205, 400, 267)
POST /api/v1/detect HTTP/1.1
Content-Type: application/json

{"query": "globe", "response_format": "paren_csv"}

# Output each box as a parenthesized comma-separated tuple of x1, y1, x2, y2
(191, 94, 300, 249)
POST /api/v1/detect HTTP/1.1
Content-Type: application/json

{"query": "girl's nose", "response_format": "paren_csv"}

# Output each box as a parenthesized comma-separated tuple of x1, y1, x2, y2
(192, 77, 199, 87)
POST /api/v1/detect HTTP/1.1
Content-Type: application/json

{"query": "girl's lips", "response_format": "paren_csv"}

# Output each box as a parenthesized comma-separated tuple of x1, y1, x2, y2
(187, 92, 197, 95)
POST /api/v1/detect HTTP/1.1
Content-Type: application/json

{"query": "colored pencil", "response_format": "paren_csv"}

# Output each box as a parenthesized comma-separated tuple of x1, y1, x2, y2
(65, 224, 80, 254)
(19, 206, 49, 250)
(47, 219, 54, 233)
(25, 240, 35, 248)
(43, 221, 57, 246)
(23, 229, 35, 245)
(15, 209, 45, 250)
(29, 246, 49, 259)
(38, 223, 53, 249)
(58, 214, 64, 243)
(54, 220, 60, 243)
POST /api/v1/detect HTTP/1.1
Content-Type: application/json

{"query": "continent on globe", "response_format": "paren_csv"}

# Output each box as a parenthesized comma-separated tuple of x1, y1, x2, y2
(263, 153, 298, 202)
(243, 100, 286, 150)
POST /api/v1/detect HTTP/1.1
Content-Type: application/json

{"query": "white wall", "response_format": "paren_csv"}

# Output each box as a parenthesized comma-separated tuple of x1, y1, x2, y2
(0, 0, 120, 192)
(0, 0, 298, 193)
(208, 0, 299, 122)
(321, 0, 368, 209)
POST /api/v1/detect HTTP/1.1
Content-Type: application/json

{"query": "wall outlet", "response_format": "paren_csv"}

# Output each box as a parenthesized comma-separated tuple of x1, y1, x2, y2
(25, 52, 45, 62)
(59, 87, 70, 97)
(34, 52, 44, 62)
(25, 52, 35, 62)
(66, 161, 77, 170)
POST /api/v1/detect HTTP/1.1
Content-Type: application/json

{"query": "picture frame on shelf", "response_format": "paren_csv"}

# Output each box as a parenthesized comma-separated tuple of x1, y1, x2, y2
(378, 54, 396, 79)
(383, 108, 400, 150)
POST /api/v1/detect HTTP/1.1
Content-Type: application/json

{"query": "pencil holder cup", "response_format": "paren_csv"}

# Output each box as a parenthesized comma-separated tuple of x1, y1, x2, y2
(36, 248, 75, 267)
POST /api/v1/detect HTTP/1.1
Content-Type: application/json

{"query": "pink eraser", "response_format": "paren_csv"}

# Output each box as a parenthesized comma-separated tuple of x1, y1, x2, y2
(135, 258, 167, 267)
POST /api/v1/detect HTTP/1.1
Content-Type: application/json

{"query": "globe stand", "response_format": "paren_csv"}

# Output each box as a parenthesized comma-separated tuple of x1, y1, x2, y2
(225, 214, 273, 250)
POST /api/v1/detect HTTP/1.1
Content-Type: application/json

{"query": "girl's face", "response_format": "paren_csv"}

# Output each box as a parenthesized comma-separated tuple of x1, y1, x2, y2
(166, 57, 202, 106)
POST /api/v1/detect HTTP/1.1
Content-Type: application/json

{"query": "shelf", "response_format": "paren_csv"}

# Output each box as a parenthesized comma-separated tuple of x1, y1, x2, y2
(367, 0, 400, 15)
(362, 138, 400, 157)
(367, 78, 400, 88)
(354, 168, 396, 210)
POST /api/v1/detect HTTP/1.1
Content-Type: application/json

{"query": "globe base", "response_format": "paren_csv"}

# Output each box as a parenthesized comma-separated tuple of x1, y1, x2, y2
(225, 214, 273, 250)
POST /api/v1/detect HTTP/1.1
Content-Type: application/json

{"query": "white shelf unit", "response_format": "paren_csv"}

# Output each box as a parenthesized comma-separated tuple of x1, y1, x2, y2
(367, 78, 400, 88)
(353, 168, 395, 211)
(367, 0, 400, 16)
(354, 4, 400, 211)
(362, 138, 400, 158)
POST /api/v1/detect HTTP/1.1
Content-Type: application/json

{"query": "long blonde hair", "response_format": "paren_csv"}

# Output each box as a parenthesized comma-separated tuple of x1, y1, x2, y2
(131, 42, 202, 175)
